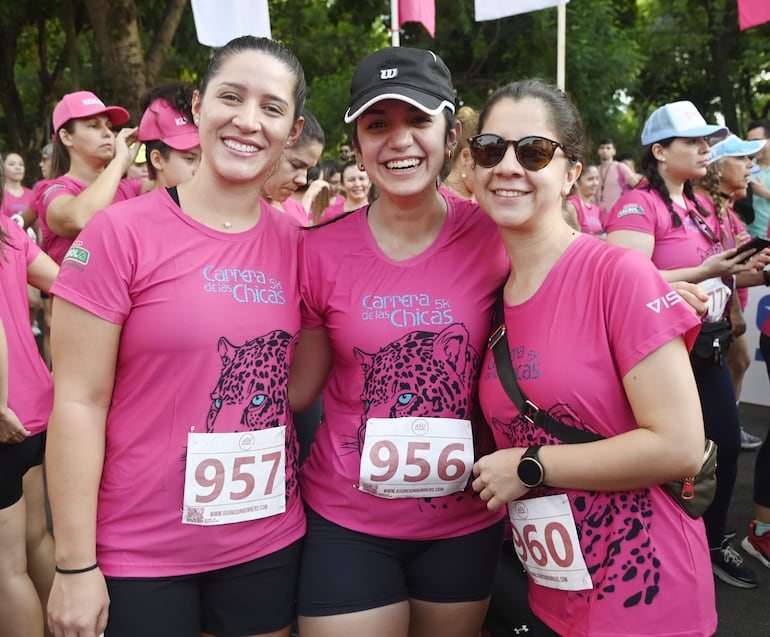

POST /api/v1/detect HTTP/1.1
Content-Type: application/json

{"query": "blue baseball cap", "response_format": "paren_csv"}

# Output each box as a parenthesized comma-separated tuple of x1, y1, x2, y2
(708, 134, 766, 164)
(641, 100, 728, 146)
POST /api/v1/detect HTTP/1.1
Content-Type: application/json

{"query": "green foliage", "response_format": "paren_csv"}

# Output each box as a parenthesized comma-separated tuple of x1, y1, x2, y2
(269, 0, 389, 154)
(2, 0, 770, 170)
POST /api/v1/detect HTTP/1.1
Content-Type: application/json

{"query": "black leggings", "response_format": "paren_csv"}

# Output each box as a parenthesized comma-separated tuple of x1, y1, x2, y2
(753, 334, 770, 508)
(691, 355, 741, 548)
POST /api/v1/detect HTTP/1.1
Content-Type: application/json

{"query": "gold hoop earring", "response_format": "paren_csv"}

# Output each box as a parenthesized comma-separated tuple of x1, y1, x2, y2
(358, 163, 365, 171)
(446, 149, 454, 161)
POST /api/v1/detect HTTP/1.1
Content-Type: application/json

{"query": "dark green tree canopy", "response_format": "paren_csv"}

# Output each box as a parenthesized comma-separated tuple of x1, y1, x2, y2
(1, 0, 769, 180)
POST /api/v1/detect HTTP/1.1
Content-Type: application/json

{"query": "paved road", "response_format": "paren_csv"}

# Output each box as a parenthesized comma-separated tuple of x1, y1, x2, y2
(715, 402, 770, 635)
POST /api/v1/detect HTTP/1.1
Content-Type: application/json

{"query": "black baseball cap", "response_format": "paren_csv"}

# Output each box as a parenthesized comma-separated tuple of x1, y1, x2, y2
(344, 47, 456, 123)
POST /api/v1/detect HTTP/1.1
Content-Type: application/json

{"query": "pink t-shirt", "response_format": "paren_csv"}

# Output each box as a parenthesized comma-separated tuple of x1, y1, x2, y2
(596, 161, 635, 211)
(568, 194, 605, 236)
(480, 236, 714, 637)
(279, 197, 310, 226)
(318, 199, 352, 223)
(0, 216, 52, 436)
(606, 188, 723, 271)
(50, 189, 304, 577)
(36, 175, 142, 265)
(299, 197, 509, 539)
(1, 186, 35, 218)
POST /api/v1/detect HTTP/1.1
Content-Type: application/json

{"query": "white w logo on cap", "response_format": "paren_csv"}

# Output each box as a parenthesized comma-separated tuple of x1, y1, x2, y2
(380, 68, 398, 80)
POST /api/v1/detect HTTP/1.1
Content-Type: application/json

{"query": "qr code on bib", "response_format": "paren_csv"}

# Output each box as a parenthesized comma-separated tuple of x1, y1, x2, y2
(185, 507, 204, 524)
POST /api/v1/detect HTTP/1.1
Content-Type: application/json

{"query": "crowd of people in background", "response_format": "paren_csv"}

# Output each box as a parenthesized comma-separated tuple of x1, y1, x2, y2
(4, 35, 770, 637)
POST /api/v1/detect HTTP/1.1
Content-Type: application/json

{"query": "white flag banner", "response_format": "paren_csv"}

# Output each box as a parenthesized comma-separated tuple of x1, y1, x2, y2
(191, 0, 271, 47)
(474, 0, 569, 21)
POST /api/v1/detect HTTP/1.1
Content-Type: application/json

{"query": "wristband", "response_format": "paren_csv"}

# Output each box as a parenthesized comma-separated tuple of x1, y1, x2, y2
(55, 562, 99, 575)
(763, 270, 770, 287)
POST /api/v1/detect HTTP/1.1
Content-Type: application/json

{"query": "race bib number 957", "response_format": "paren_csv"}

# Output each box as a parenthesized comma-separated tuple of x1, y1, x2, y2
(182, 428, 286, 525)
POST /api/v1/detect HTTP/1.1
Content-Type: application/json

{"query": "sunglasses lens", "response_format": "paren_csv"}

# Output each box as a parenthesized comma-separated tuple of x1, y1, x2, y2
(471, 135, 506, 168)
(517, 137, 558, 171)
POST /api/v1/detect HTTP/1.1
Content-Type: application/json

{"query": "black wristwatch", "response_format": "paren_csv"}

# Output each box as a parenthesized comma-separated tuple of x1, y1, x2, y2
(518, 445, 547, 488)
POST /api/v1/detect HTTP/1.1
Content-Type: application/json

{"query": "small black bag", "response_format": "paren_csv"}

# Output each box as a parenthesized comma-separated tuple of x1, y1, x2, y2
(489, 296, 717, 520)
(691, 319, 733, 366)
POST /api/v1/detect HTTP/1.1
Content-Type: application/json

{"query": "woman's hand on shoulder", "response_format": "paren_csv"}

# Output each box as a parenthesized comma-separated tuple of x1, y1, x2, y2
(472, 448, 528, 511)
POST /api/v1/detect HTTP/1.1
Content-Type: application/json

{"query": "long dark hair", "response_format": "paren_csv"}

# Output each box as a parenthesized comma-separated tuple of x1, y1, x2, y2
(640, 140, 710, 227)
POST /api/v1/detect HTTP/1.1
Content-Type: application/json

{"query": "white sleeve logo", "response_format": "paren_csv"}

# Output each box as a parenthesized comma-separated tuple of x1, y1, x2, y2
(646, 290, 682, 313)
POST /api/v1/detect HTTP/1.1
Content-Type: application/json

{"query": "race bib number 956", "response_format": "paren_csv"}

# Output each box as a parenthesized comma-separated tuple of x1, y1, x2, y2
(358, 417, 473, 499)
(182, 428, 286, 525)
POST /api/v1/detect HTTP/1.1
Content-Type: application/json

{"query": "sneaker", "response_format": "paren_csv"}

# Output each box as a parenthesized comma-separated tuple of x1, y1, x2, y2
(740, 427, 762, 451)
(741, 520, 770, 568)
(710, 538, 758, 588)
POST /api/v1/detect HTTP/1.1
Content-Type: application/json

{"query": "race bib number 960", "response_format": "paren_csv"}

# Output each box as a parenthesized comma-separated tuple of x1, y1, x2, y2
(358, 417, 473, 499)
(182, 428, 286, 525)
(508, 494, 593, 591)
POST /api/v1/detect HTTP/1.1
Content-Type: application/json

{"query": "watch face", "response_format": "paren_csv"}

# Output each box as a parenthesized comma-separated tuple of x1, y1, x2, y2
(518, 457, 544, 488)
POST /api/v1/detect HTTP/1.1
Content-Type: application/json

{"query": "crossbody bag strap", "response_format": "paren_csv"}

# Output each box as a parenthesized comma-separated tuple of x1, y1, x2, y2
(488, 293, 604, 445)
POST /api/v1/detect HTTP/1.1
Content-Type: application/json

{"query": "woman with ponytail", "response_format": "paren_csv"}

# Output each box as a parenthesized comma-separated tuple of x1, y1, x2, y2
(606, 101, 765, 590)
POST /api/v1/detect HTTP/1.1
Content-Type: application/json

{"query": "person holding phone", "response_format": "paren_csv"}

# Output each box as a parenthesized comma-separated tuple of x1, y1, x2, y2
(606, 101, 766, 589)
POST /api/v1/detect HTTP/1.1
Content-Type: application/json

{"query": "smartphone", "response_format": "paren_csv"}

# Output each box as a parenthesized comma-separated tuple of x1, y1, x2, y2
(735, 237, 770, 263)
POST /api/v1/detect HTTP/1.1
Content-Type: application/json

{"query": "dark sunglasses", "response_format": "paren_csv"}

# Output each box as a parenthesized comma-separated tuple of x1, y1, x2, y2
(467, 134, 573, 171)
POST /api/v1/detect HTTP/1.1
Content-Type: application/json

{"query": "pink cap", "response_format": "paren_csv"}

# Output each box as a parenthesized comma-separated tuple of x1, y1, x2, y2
(52, 91, 130, 132)
(138, 98, 200, 150)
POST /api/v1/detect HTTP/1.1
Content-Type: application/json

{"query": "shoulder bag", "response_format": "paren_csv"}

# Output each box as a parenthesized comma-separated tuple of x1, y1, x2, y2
(488, 295, 717, 519)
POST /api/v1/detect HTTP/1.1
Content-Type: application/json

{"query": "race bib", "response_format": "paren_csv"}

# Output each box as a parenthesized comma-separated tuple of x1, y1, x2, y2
(700, 276, 731, 323)
(358, 417, 473, 499)
(182, 428, 286, 525)
(508, 494, 593, 591)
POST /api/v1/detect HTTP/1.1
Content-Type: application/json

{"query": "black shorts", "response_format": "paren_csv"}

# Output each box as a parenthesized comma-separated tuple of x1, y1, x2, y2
(0, 431, 45, 509)
(104, 539, 302, 637)
(297, 508, 504, 617)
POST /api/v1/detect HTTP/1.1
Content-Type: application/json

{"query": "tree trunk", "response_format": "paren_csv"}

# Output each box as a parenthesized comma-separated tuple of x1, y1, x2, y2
(0, 25, 28, 155)
(83, 0, 147, 121)
(145, 0, 189, 87)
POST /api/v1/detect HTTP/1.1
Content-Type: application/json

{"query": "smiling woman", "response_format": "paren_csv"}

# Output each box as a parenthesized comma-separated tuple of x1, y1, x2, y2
(288, 47, 510, 637)
(471, 79, 716, 636)
(45, 36, 309, 637)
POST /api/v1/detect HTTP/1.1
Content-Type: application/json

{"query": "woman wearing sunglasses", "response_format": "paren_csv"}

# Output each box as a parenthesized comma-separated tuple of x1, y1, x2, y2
(605, 102, 764, 591)
(290, 47, 510, 637)
(469, 80, 717, 636)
